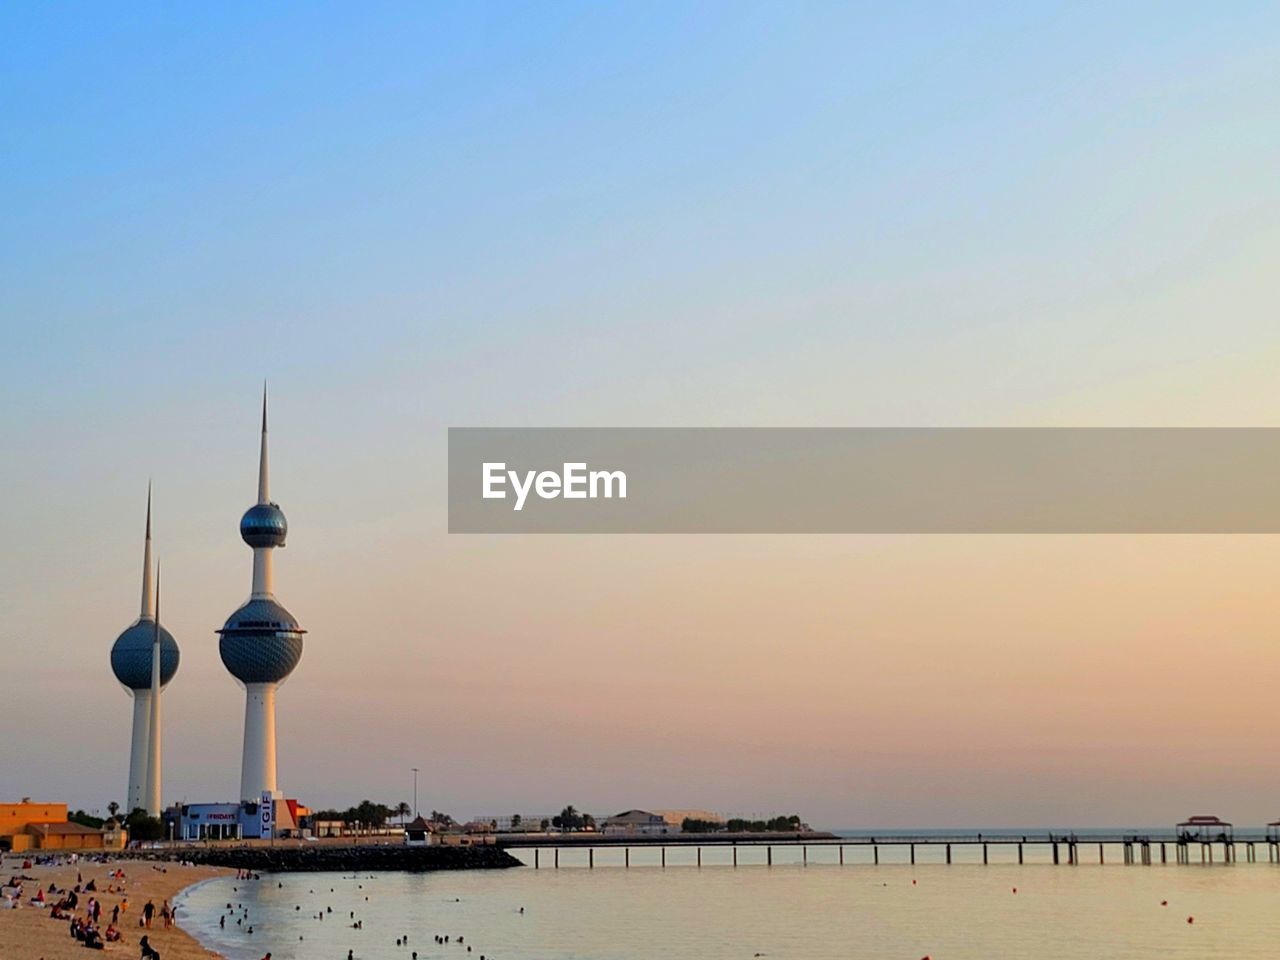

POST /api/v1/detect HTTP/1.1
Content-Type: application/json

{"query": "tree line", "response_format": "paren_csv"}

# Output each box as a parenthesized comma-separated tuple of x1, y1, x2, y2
(683, 814, 804, 833)
(310, 799, 413, 827)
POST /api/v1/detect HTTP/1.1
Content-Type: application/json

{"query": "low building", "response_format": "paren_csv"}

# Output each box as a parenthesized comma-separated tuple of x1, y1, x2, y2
(180, 803, 245, 841)
(178, 798, 304, 841)
(470, 814, 555, 833)
(1, 801, 109, 852)
(602, 809, 672, 836)
(26, 821, 108, 850)
(404, 816, 433, 846)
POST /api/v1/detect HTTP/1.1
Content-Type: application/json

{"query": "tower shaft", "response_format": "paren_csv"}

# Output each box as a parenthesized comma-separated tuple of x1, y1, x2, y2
(145, 567, 163, 816)
(240, 682, 278, 800)
(252, 547, 274, 598)
(126, 691, 152, 813)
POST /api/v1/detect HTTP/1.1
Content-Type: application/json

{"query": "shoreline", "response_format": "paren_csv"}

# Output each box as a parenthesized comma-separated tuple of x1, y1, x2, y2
(1, 854, 232, 960)
(140, 843, 523, 872)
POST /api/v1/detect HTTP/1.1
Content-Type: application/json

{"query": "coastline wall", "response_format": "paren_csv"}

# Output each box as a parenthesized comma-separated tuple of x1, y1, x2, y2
(132, 844, 522, 872)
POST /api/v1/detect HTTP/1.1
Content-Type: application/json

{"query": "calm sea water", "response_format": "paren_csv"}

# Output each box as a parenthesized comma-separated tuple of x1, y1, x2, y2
(178, 846, 1280, 960)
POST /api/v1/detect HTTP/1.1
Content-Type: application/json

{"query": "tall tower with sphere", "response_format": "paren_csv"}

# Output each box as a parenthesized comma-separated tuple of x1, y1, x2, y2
(110, 487, 179, 815)
(218, 387, 306, 801)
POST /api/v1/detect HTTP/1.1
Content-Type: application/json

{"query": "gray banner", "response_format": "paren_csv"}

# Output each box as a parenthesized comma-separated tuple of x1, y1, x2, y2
(448, 428, 1280, 533)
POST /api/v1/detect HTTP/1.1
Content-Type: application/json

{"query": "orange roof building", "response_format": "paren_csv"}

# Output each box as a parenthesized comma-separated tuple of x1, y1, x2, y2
(0, 801, 110, 852)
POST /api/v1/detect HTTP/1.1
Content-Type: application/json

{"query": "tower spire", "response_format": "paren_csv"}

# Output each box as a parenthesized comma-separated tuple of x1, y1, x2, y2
(140, 483, 155, 620)
(258, 382, 270, 505)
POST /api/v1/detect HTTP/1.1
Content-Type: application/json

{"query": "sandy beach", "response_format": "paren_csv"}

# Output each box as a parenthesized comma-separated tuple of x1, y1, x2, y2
(1, 856, 231, 960)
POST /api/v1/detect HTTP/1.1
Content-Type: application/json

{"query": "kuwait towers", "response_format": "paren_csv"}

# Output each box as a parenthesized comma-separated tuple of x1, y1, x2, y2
(218, 388, 306, 801)
(110, 488, 179, 815)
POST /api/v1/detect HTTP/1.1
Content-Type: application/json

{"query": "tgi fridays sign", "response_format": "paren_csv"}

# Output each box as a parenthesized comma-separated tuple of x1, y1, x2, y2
(260, 792, 274, 838)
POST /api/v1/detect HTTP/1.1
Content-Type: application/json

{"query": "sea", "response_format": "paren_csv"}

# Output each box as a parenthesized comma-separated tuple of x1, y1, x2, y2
(176, 836, 1280, 959)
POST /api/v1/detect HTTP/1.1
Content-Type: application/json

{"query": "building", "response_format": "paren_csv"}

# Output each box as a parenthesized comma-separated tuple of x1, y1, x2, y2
(404, 816, 433, 846)
(471, 814, 556, 833)
(0, 802, 110, 852)
(602, 810, 672, 836)
(178, 798, 306, 841)
(218, 388, 306, 802)
(109, 488, 180, 815)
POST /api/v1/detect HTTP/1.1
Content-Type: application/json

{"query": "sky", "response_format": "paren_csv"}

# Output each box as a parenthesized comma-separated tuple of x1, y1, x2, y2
(3, 2, 1280, 828)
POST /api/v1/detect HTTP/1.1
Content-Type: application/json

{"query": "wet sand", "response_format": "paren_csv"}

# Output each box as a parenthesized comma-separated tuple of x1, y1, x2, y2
(0, 856, 232, 960)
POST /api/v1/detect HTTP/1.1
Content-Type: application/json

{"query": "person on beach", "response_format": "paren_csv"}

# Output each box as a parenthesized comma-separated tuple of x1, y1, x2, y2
(143, 899, 155, 928)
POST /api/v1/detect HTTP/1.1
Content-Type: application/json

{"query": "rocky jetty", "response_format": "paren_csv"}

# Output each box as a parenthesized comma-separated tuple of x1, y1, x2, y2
(136, 844, 521, 873)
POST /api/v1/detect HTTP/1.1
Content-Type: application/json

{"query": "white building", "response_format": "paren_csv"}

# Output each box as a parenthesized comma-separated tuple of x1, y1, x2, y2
(602, 810, 672, 836)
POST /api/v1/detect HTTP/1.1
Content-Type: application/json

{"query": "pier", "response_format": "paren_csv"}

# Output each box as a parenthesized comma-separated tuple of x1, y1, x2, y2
(495, 832, 1280, 869)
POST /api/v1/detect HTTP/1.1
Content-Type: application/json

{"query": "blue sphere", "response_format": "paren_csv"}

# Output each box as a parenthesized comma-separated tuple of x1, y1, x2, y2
(241, 502, 287, 548)
(110, 620, 180, 690)
(218, 597, 305, 684)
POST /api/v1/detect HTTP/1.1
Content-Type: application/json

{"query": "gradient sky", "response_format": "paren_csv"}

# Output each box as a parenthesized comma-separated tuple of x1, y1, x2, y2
(3, 2, 1280, 828)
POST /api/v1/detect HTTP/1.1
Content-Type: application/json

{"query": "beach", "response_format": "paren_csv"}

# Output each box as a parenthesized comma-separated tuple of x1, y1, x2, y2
(1, 856, 231, 960)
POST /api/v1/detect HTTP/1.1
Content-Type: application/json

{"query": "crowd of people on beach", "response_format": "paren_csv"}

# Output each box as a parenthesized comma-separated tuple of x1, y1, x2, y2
(2, 852, 185, 957)
(9, 855, 523, 960)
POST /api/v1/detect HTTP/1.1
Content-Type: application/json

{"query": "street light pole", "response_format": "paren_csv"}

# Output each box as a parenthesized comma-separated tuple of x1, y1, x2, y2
(412, 767, 420, 818)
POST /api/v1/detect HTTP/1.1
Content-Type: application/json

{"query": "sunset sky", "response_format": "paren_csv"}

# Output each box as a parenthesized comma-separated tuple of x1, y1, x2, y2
(3, 2, 1280, 827)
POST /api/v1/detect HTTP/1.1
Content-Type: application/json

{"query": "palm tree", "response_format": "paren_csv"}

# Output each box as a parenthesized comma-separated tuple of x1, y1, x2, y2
(396, 801, 411, 826)
(511, 813, 522, 831)
(557, 805, 582, 831)
(107, 801, 120, 824)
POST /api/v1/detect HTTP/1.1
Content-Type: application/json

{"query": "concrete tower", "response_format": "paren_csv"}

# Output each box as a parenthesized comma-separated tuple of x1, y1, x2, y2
(218, 387, 305, 801)
(110, 487, 179, 815)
